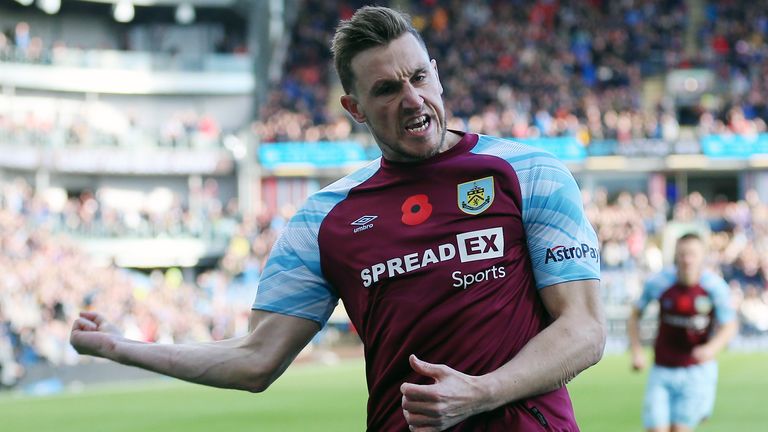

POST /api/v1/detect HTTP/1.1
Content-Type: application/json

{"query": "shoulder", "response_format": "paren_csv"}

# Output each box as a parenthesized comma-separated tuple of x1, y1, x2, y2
(471, 134, 577, 198)
(646, 268, 677, 295)
(700, 270, 729, 294)
(471, 134, 563, 169)
(302, 158, 382, 214)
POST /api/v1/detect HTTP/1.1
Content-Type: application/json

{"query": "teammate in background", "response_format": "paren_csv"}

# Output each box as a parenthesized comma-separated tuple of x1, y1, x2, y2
(628, 233, 738, 432)
(71, 6, 605, 431)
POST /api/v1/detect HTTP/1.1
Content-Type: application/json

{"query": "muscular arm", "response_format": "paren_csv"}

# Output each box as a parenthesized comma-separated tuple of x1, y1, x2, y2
(480, 279, 605, 404)
(70, 310, 319, 393)
(401, 279, 606, 431)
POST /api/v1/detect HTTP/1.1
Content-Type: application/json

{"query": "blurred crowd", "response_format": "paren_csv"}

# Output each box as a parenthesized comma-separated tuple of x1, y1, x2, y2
(693, 0, 768, 137)
(591, 187, 768, 336)
(2, 174, 768, 389)
(0, 177, 282, 389)
(0, 17, 246, 63)
(252, 0, 768, 145)
(0, 178, 238, 241)
(0, 94, 225, 150)
(3, 1, 768, 149)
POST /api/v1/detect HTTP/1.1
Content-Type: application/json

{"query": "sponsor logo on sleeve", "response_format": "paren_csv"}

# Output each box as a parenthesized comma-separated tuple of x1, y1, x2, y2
(544, 243, 599, 264)
(458, 176, 494, 215)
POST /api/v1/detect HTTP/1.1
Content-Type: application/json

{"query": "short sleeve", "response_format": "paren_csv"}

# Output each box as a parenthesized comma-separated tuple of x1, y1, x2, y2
(519, 156, 600, 289)
(251, 160, 381, 327)
(252, 204, 338, 327)
(702, 273, 737, 324)
(635, 280, 655, 312)
(635, 271, 674, 312)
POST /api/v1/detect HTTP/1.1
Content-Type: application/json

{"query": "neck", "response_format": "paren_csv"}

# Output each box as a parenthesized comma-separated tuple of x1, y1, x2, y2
(442, 130, 463, 151)
(678, 275, 701, 287)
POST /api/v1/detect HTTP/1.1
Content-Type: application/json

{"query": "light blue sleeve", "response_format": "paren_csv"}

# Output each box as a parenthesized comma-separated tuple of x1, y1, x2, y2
(252, 160, 381, 327)
(520, 157, 600, 288)
(252, 204, 338, 327)
(702, 272, 737, 324)
(472, 136, 599, 289)
(635, 280, 655, 312)
(636, 270, 675, 312)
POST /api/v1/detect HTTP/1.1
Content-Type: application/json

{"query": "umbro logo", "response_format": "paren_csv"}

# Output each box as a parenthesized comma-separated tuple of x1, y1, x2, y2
(351, 215, 377, 233)
(351, 215, 378, 226)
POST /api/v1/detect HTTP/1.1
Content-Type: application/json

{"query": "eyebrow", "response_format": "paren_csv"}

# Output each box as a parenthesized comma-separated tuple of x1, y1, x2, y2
(370, 79, 400, 96)
(369, 67, 429, 96)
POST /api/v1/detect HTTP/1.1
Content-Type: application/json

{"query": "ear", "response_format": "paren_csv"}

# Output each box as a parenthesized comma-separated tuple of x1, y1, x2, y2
(341, 94, 366, 123)
(431, 59, 443, 95)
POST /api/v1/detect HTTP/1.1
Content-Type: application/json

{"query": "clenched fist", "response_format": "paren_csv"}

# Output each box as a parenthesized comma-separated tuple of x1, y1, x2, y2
(69, 311, 123, 359)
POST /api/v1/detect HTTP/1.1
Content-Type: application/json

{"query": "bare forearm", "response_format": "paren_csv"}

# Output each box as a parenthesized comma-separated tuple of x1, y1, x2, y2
(110, 336, 276, 392)
(706, 320, 738, 355)
(479, 313, 605, 411)
(71, 311, 320, 393)
(627, 308, 643, 352)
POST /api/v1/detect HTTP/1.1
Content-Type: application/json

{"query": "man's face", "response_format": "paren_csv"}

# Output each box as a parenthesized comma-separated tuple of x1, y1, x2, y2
(675, 238, 706, 287)
(341, 33, 447, 162)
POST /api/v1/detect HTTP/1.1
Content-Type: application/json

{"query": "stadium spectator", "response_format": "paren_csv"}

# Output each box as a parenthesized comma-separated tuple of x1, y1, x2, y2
(739, 284, 768, 335)
(0, 31, 11, 61)
(13, 21, 30, 60)
(0, 308, 24, 389)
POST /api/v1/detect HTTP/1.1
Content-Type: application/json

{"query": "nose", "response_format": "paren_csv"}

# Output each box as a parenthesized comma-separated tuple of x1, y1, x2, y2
(401, 83, 423, 110)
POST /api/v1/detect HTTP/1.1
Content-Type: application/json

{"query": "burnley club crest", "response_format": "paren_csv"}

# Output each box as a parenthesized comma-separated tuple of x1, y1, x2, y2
(458, 176, 495, 215)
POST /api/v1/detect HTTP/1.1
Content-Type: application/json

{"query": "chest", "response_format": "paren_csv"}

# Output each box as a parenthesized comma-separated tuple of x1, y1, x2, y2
(659, 285, 714, 317)
(317, 165, 529, 323)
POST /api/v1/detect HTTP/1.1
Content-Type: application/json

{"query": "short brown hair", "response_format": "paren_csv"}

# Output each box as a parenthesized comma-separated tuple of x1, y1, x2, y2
(331, 6, 427, 94)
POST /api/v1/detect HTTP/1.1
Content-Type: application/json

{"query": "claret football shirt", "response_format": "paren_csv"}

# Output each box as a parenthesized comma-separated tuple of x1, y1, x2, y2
(636, 269, 735, 367)
(254, 132, 600, 431)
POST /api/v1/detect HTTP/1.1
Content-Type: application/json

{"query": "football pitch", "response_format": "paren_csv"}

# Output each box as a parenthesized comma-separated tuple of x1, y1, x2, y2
(0, 352, 765, 432)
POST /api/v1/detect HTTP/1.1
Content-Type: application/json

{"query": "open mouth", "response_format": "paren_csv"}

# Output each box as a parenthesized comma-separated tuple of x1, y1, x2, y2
(404, 115, 430, 134)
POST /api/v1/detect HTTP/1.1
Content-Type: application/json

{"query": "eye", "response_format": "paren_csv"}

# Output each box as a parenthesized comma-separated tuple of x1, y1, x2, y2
(413, 74, 426, 83)
(374, 83, 396, 96)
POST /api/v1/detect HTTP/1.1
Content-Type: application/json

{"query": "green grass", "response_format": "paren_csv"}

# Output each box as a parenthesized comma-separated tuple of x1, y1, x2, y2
(569, 351, 768, 432)
(0, 352, 765, 431)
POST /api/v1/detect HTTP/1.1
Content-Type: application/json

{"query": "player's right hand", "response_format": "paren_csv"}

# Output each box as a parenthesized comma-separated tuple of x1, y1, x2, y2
(630, 349, 646, 372)
(70, 311, 123, 359)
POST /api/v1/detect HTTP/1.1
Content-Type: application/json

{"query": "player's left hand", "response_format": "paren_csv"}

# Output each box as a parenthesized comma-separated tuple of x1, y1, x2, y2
(400, 354, 488, 432)
(692, 343, 718, 363)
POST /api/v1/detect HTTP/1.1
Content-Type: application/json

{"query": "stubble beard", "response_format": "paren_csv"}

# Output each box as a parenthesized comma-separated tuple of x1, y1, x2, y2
(373, 112, 448, 163)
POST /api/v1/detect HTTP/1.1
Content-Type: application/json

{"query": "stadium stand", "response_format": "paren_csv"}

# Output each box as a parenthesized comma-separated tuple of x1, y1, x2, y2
(0, 0, 767, 392)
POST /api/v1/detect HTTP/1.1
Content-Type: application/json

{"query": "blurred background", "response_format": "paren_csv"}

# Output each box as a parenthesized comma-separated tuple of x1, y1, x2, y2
(0, 0, 766, 404)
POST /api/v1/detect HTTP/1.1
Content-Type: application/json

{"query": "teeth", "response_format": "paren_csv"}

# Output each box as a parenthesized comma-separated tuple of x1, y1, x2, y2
(410, 121, 428, 132)
(405, 115, 429, 132)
